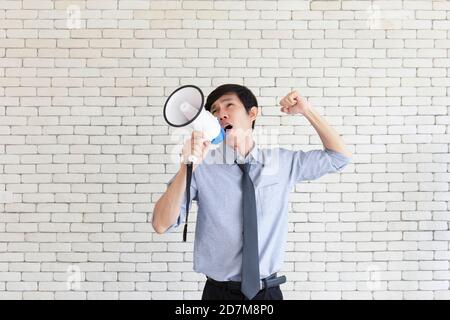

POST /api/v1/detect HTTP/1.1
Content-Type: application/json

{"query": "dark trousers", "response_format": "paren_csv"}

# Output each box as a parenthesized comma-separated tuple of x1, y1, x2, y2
(202, 278, 283, 300)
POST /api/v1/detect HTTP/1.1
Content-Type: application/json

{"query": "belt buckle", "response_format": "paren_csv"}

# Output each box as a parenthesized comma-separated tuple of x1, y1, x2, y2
(260, 277, 269, 290)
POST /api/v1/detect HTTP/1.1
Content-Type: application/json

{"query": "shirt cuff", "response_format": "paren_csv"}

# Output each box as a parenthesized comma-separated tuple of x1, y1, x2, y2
(324, 148, 351, 171)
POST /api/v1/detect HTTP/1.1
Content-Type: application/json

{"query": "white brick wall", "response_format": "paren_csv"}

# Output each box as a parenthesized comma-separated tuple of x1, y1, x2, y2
(0, 0, 449, 300)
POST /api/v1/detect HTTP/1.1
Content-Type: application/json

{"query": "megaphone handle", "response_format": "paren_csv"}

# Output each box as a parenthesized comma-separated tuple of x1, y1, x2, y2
(187, 155, 198, 164)
(183, 162, 193, 242)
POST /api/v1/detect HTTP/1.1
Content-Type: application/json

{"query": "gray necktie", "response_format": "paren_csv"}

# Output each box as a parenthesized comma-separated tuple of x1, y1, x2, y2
(237, 162, 260, 300)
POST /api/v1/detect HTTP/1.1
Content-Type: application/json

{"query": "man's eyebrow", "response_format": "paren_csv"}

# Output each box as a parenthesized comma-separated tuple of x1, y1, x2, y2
(211, 98, 234, 110)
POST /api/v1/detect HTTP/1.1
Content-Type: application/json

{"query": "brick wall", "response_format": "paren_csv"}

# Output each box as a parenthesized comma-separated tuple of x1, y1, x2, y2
(0, 0, 449, 299)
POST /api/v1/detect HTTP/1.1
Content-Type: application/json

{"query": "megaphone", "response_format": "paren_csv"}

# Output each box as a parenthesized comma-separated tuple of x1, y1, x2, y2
(162, 85, 225, 242)
(163, 85, 225, 164)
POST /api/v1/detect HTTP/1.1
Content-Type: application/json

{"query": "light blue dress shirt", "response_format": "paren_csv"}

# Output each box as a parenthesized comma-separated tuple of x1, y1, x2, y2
(164, 141, 351, 282)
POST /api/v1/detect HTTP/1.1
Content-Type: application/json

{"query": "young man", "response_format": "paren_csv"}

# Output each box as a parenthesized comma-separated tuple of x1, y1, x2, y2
(152, 84, 352, 300)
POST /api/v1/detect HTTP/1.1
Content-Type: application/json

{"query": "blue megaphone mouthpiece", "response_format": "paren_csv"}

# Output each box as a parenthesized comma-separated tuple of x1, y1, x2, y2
(211, 127, 225, 144)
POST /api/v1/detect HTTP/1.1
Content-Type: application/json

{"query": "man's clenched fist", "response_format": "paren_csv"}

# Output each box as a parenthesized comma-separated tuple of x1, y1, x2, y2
(181, 131, 211, 170)
(279, 90, 311, 115)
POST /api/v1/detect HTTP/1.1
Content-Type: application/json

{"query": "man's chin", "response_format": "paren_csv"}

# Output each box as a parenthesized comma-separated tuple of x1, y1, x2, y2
(224, 128, 252, 147)
(225, 134, 247, 148)
(225, 135, 237, 147)
(225, 133, 241, 146)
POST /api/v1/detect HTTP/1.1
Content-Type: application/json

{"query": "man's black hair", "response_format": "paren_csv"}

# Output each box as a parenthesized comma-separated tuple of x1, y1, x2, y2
(204, 84, 258, 129)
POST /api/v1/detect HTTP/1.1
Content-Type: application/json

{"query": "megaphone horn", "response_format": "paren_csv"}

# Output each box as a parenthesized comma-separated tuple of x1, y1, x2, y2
(163, 85, 225, 156)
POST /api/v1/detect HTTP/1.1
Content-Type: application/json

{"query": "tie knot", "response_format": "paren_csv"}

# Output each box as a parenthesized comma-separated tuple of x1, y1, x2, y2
(237, 162, 251, 174)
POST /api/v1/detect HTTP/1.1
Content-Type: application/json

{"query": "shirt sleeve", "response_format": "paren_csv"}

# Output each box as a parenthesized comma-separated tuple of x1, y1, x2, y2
(289, 148, 351, 184)
(159, 169, 198, 233)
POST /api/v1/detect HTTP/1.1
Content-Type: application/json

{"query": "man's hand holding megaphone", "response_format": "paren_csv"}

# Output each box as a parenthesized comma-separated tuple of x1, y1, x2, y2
(181, 131, 211, 171)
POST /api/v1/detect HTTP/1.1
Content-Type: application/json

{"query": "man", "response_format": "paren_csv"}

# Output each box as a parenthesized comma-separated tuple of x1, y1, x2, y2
(152, 84, 352, 300)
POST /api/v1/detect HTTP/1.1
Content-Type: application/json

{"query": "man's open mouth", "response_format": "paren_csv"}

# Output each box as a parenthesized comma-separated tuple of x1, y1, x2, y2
(224, 124, 233, 132)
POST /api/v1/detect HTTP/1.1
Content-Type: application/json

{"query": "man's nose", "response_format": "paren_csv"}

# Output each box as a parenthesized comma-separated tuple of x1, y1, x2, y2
(219, 112, 228, 121)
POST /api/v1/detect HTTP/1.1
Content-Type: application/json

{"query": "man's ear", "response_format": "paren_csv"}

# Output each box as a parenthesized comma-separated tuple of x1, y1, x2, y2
(249, 106, 258, 121)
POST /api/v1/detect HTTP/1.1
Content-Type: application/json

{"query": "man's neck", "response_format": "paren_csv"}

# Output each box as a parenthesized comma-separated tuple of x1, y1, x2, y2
(232, 135, 254, 158)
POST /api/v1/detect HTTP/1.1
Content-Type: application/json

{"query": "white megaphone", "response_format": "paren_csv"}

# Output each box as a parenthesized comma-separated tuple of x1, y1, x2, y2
(163, 85, 225, 164)
(163, 85, 225, 242)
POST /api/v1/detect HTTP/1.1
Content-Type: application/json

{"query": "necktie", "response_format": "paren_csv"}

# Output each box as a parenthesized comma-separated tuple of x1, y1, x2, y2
(237, 162, 260, 300)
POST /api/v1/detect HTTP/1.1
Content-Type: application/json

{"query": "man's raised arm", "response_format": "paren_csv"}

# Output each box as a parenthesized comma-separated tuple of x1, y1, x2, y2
(279, 90, 352, 158)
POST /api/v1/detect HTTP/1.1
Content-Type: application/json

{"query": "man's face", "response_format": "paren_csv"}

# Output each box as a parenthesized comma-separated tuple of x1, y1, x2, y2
(209, 92, 258, 146)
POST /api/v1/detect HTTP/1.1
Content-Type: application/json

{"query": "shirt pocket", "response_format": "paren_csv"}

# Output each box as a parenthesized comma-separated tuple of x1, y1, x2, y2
(257, 182, 280, 217)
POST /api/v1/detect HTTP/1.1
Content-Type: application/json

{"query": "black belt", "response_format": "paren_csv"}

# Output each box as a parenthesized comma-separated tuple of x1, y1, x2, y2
(207, 273, 286, 291)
